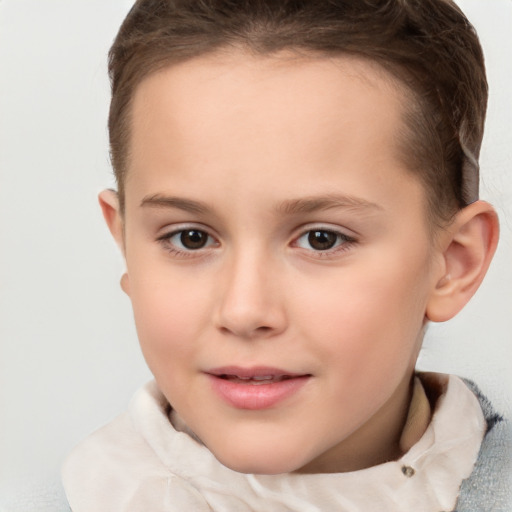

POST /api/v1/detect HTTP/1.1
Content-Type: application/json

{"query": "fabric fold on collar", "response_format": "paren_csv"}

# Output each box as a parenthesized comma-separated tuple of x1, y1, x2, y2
(62, 373, 486, 512)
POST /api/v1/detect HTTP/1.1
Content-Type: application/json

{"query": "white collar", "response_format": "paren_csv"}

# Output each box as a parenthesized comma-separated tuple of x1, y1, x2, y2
(63, 373, 485, 511)
(126, 373, 485, 512)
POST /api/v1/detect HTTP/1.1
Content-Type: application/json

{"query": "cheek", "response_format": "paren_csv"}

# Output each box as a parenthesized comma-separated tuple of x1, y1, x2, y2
(127, 271, 209, 375)
(295, 252, 431, 371)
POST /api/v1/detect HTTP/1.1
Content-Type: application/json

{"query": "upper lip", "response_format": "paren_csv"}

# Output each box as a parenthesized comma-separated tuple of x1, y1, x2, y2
(206, 366, 309, 379)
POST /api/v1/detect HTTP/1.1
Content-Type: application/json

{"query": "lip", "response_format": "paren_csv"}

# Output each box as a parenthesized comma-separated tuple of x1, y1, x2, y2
(205, 366, 311, 410)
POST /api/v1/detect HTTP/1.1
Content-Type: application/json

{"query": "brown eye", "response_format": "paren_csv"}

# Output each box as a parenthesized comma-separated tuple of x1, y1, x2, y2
(307, 230, 338, 250)
(180, 229, 209, 249)
(158, 227, 217, 255)
(295, 228, 354, 253)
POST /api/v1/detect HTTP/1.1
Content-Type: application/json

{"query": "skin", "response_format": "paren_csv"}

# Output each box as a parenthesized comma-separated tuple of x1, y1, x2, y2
(101, 51, 499, 475)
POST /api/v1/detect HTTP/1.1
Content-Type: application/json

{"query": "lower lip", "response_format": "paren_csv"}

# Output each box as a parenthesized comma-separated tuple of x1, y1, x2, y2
(207, 375, 310, 410)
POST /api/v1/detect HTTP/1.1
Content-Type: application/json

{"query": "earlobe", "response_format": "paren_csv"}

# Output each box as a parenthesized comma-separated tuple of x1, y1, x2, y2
(426, 201, 499, 322)
(120, 272, 130, 296)
(98, 189, 125, 253)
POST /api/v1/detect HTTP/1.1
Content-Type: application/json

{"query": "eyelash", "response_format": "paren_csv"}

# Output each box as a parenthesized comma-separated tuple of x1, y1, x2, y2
(292, 228, 357, 257)
(156, 227, 218, 258)
(156, 226, 357, 259)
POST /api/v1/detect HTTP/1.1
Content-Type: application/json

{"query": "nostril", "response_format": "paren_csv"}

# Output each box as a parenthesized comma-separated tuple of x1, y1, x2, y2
(215, 291, 287, 338)
(219, 323, 276, 338)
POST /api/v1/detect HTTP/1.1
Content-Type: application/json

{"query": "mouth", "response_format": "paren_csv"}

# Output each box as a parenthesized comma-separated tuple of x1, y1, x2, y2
(215, 374, 300, 385)
(207, 366, 309, 382)
(206, 367, 311, 410)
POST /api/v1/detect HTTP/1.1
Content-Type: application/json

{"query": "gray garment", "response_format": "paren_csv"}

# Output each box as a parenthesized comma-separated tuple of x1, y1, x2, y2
(455, 380, 511, 512)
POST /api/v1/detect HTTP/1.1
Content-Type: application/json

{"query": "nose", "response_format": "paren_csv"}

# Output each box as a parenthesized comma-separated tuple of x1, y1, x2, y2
(215, 249, 287, 340)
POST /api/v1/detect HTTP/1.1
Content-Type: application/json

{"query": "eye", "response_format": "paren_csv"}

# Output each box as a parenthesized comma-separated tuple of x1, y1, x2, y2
(176, 229, 211, 250)
(158, 228, 217, 252)
(295, 229, 353, 251)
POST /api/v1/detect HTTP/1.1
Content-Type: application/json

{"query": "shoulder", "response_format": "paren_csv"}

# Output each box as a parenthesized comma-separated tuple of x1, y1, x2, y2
(62, 409, 164, 480)
(61, 382, 212, 511)
(62, 387, 167, 511)
(455, 379, 511, 512)
(63, 382, 169, 479)
(62, 411, 164, 510)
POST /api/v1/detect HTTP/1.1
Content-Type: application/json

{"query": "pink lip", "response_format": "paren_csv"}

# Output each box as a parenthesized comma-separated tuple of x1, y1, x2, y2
(206, 366, 311, 410)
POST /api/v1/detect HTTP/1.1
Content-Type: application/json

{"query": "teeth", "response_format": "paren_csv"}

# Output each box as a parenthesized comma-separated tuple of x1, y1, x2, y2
(222, 374, 289, 384)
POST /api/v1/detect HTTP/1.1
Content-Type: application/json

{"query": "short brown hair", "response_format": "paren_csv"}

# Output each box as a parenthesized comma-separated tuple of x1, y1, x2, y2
(108, 0, 487, 224)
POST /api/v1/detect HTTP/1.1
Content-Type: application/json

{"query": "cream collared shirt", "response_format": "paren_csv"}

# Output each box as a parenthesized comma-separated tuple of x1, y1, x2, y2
(62, 373, 486, 512)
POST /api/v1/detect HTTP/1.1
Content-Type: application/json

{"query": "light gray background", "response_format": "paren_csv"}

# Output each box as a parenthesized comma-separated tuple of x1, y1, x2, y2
(1, 0, 511, 496)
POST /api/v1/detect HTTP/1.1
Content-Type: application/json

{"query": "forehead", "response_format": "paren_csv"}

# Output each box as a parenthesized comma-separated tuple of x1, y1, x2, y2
(126, 51, 423, 217)
(130, 51, 409, 155)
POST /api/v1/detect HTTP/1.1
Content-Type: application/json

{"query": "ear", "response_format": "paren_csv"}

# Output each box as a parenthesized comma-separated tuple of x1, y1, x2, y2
(98, 189, 130, 296)
(426, 201, 499, 322)
(98, 189, 124, 252)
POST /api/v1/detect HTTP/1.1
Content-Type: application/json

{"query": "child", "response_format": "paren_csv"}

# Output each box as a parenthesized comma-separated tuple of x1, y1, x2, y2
(63, 0, 510, 510)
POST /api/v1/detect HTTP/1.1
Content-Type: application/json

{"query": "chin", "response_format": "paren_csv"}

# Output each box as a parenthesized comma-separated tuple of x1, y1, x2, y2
(213, 447, 304, 475)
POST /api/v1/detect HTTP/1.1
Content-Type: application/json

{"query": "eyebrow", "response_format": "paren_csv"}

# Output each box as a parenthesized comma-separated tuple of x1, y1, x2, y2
(276, 195, 383, 215)
(140, 193, 382, 216)
(140, 194, 210, 214)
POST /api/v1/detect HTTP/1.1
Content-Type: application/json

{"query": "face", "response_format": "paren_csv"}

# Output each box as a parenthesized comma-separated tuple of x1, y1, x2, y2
(113, 52, 445, 474)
